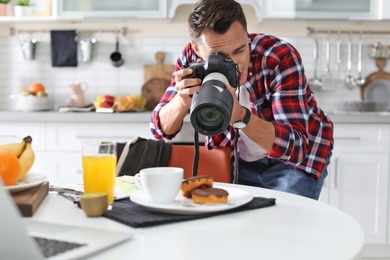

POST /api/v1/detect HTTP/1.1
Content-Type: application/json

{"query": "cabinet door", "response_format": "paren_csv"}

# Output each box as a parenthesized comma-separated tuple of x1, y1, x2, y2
(0, 122, 46, 151)
(327, 152, 388, 244)
(44, 152, 83, 186)
(262, 0, 378, 20)
(58, 0, 167, 18)
(46, 122, 154, 152)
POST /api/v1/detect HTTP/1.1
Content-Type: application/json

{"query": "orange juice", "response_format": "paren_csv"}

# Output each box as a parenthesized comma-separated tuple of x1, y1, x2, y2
(82, 155, 117, 204)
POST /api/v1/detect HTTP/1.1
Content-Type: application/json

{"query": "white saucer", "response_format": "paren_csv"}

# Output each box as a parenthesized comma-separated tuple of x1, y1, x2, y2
(4, 173, 47, 193)
(130, 184, 253, 215)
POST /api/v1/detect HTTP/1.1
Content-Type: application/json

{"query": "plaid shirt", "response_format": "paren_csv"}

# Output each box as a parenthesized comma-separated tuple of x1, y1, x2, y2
(151, 33, 334, 179)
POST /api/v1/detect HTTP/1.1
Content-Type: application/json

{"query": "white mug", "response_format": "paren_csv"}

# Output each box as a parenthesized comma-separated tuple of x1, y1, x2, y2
(134, 167, 183, 204)
(67, 82, 89, 107)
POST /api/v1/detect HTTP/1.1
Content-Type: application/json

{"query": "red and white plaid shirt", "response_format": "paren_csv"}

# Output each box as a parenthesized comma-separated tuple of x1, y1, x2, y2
(151, 33, 334, 179)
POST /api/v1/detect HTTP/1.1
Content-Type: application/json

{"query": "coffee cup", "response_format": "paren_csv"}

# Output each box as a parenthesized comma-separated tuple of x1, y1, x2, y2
(134, 167, 183, 204)
(67, 82, 88, 107)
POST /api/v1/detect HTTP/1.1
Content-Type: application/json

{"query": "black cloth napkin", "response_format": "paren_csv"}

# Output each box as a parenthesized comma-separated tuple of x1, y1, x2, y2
(50, 30, 78, 67)
(100, 197, 276, 228)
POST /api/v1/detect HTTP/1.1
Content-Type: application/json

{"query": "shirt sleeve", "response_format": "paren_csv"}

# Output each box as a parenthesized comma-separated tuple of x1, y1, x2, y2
(150, 43, 199, 140)
(265, 45, 310, 164)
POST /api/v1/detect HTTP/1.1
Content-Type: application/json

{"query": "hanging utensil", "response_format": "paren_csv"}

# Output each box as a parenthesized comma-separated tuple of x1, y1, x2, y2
(345, 34, 356, 89)
(308, 32, 322, 91)
(321, 32, 333, 91)
(334, 32, 343, 82)
(355, 33, 366, 87)
(110, 35, 124, 67)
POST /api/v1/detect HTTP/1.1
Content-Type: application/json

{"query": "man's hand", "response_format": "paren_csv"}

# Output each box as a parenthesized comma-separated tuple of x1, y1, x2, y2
(224, 82, 245, 124)
(174, 68, 202, 107)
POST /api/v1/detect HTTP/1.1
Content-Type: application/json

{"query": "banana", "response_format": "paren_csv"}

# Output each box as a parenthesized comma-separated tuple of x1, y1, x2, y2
(17, 140, 35, 181)
(0, 138, 26, 158)
(0, 136, 35, 181)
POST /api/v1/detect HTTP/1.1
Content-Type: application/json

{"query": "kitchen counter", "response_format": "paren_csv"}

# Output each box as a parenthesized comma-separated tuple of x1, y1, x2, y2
(0, 111, 155, 123)
(1, 110, 390, 124)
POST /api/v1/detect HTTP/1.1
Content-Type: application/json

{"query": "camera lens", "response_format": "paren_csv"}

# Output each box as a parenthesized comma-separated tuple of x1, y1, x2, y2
(195, 107, 225, 132)
(190, 72, 233, 136)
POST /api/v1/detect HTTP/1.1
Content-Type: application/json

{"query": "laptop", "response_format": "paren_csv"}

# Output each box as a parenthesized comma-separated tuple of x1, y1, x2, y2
(0, 180, 133, 260)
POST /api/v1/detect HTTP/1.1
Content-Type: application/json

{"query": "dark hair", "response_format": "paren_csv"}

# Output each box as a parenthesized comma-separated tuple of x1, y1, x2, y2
(188, 0, 247, 41)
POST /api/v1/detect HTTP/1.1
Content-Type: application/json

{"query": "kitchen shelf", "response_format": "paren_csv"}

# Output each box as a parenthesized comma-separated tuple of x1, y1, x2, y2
(0, 16, 84, 23)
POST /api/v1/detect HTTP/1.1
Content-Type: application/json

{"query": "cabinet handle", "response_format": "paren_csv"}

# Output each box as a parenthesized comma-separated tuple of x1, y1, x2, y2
(0, 135, 18, 138)
(76, 135, 135, 140)
(334, 137, 361, 141)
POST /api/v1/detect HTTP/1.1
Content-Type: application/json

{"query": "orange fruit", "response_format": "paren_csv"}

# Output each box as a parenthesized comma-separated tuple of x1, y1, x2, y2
(0, 150, 21, 186)
(28, 82, 45, 95)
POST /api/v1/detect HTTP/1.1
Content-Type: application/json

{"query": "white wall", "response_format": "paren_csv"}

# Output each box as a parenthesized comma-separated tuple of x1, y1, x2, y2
(1, 4, 390, 112)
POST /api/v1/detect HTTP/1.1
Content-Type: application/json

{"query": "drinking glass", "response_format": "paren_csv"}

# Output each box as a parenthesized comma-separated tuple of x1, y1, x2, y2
(81, 141, 117, 209)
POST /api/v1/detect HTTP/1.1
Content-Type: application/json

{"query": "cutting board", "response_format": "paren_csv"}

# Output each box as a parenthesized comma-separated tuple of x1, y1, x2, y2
(12, 181, 49, 217)
(142, 51, 175, 110)
(144, 51, 175, 83)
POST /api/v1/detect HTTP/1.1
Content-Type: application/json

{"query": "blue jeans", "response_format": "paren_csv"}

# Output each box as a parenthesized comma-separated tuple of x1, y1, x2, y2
(233, 155, 330, 200)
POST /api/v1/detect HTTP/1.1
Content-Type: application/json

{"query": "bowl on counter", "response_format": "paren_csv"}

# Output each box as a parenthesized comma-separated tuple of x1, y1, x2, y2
(10, 95, 52, 111)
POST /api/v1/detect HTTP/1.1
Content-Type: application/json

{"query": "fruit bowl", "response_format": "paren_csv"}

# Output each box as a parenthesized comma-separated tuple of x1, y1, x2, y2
(11, 95, 51, 111)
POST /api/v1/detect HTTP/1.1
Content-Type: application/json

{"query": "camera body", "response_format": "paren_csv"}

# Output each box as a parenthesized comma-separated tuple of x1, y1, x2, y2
(186, 53, 238, 136)
(186, 52, 238, 88)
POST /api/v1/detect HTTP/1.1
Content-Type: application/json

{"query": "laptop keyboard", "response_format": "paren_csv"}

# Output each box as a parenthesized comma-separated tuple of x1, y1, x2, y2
(33, 236, 86, 258)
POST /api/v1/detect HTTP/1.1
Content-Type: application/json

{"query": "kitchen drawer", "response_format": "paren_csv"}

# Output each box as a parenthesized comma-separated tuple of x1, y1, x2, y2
(0, 122, 46, 151)
(46, 122, 154, 151)
(333, 124, 390, 153)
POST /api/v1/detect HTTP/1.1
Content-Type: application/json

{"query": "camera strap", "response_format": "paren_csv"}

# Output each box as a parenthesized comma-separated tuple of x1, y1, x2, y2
(232, 130, 240, 184)
(192, 130, 200, 177)
(192, 130, 240, 184)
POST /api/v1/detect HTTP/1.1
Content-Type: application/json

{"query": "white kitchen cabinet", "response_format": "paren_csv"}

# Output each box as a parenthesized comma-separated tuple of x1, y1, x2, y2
(57, 0, 167, 19)
(46, 122, 154, 152)
(168, 0, 262, 19)
(0, 122, 46, 152)
(319, 123, 390, 244)
(262, 0, 378, 20)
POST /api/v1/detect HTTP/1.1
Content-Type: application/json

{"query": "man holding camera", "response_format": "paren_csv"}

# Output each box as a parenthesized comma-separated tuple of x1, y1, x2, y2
(150, 0, 334, 200)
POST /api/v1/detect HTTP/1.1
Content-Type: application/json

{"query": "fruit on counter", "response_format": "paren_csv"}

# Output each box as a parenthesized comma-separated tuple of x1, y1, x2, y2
(28, 82, 45, 95)
(116, 95, 146, 112)
(0, 150, 21, 186)
(19, 89, 31, 96)
(80, 192, 108, 217)
(0, 136, 35, 182)
(19, 82, 49, 97)
(101, 95, 116, 108)
(94, 95, 116, 109)
(36, 91, 48, 97)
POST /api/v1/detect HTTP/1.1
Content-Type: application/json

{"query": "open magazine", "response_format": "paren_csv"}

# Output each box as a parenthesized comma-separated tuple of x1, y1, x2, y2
(50, 175, 140, 202)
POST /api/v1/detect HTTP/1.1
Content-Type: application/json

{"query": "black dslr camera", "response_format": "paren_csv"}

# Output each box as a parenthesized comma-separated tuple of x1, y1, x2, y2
(186, 52, 238, 88)
(186, 53, 239, 136)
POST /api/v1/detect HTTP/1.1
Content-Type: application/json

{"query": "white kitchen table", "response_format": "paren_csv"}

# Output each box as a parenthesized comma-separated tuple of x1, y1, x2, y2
(30, 183, 364, 260)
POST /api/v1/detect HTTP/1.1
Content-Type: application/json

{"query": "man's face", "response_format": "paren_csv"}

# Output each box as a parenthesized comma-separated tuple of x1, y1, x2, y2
(191, 20, 250, 86)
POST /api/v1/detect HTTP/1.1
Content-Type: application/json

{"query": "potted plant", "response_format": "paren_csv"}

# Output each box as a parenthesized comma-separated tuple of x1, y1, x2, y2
(0, 0, 11, 16)
(13, 0, 34, 17)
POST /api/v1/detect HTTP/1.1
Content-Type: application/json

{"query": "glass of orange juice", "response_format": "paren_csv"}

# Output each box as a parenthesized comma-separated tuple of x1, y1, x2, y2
(81, 141, 117, 210)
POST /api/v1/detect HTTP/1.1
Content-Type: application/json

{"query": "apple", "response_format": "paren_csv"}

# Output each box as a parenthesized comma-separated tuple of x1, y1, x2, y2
(101, 95, 115, 108)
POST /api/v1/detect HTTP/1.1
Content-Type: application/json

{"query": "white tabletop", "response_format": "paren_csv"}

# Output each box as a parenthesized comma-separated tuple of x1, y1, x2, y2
(31, 183, 364, 260)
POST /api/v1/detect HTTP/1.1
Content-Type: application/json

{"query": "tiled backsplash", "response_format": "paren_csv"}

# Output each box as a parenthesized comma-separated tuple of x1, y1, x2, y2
(0, 33, 385, 113)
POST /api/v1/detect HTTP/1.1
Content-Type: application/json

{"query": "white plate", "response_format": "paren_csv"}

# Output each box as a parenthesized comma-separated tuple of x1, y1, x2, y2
(365, 79, 390, 108)
(4, 173, 47, 193)
(130, 184, 253, 215)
